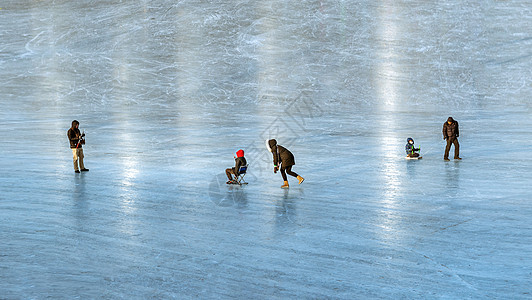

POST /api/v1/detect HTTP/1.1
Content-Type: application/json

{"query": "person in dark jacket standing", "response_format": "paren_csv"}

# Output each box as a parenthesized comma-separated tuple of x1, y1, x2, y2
(267, 139, 304, 188)
(67, 120, 89, 173)
(442, 117, 461, 161)
(226, 149, 247, 184)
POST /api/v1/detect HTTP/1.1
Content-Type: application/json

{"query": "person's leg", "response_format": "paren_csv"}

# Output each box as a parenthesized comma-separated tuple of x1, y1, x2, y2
(444, 139, 452, 160)
(78, 148, 85, 170)
(285, 166, 304, 184)
(285, 166, 299, 178)
(279, 166, 289, 188)
(453, 138, 460, 159)
(225, 168, 234, 181)
(72, 149, 79, 172)
(280, 167, 288, 181)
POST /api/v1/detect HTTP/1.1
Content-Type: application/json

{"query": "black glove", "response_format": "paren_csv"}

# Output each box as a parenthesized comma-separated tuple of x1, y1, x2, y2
(274, 166, 278, 173)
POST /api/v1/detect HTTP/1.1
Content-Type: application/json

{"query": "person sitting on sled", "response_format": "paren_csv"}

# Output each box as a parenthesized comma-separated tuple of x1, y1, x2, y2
(266, 139, 304, 189)
(226, 149, 247, 184)
(405, 137, 420, 158)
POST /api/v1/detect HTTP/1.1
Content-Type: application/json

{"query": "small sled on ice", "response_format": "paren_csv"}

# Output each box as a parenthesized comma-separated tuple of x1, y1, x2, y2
(405, 156, 422, 160)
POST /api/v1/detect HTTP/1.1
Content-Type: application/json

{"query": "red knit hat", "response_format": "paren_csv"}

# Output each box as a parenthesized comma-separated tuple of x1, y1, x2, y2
(236, 149, 244, 157)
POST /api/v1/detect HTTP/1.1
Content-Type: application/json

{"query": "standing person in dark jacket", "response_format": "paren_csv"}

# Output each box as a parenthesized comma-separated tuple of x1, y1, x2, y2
(442, 117, 461, 161)
(226, 149, 247, 184)
(67, 120, 89, 173)
(267, 139, 304, 189)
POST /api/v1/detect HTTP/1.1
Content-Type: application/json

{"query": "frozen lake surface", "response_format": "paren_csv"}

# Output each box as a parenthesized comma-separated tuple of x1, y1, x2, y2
(1, 0, 531, 298)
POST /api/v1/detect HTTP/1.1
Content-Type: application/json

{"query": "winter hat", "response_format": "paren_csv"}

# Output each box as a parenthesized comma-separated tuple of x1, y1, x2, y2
(447, 117, 454, 122)
(407, 137, 414, 144)
(236, 149, 244, 157)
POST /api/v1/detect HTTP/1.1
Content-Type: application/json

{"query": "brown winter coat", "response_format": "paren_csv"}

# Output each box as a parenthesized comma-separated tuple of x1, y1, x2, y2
(268, 139, 295, 167)
(67, 128, 82, 149)
(233, 157, 247, 175)
(443, 117, 459, 140)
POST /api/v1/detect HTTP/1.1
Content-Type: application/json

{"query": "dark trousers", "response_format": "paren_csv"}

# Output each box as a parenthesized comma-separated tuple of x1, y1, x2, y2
(280, 165, 298, 181)
(444, 137, 460, 159)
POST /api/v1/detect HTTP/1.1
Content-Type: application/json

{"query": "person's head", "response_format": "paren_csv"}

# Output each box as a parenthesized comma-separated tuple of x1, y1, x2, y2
(71, 120, 79, 129)
(447, 117, 454, 124)
(236, 149, 244, 158)
(267, 139, 277, 152)
(407, 138, 414, 145)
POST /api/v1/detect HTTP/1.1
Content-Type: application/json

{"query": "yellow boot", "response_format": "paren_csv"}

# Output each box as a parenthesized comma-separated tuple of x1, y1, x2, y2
(297, 175, 305, 184)
(281, 181, 289, 189)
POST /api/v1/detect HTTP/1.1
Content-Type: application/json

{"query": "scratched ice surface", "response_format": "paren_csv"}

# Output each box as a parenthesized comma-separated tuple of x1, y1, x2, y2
(1, 1, 531, 298)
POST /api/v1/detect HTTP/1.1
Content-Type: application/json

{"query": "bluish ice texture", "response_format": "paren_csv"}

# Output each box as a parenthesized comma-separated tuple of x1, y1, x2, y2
(1, 1, 531, 298)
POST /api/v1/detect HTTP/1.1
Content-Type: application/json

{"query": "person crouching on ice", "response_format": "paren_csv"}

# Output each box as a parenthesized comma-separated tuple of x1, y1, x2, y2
(226, 149, 246, 184)
(267, 139, 304, 189)
(405, 137, 420, 158)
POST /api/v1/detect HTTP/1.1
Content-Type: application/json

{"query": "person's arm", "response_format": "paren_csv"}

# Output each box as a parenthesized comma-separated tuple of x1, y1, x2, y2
(235, 159, 242, 175)
(455, 122, 459, 137)
(272, 148, 279, 173)
(443, 123, 447, 140)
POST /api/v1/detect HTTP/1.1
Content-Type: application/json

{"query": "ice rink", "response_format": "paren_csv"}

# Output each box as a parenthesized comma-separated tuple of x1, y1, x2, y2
(1, 0, 531, 298)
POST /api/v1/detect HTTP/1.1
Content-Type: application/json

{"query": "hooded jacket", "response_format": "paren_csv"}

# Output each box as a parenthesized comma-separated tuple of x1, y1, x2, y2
(268, 139, 295, 167)
(234, 150, 247, 175)
(67, 121, 82, 149)
(442, 117, 459, 140)
(405, 138, 420, 155)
